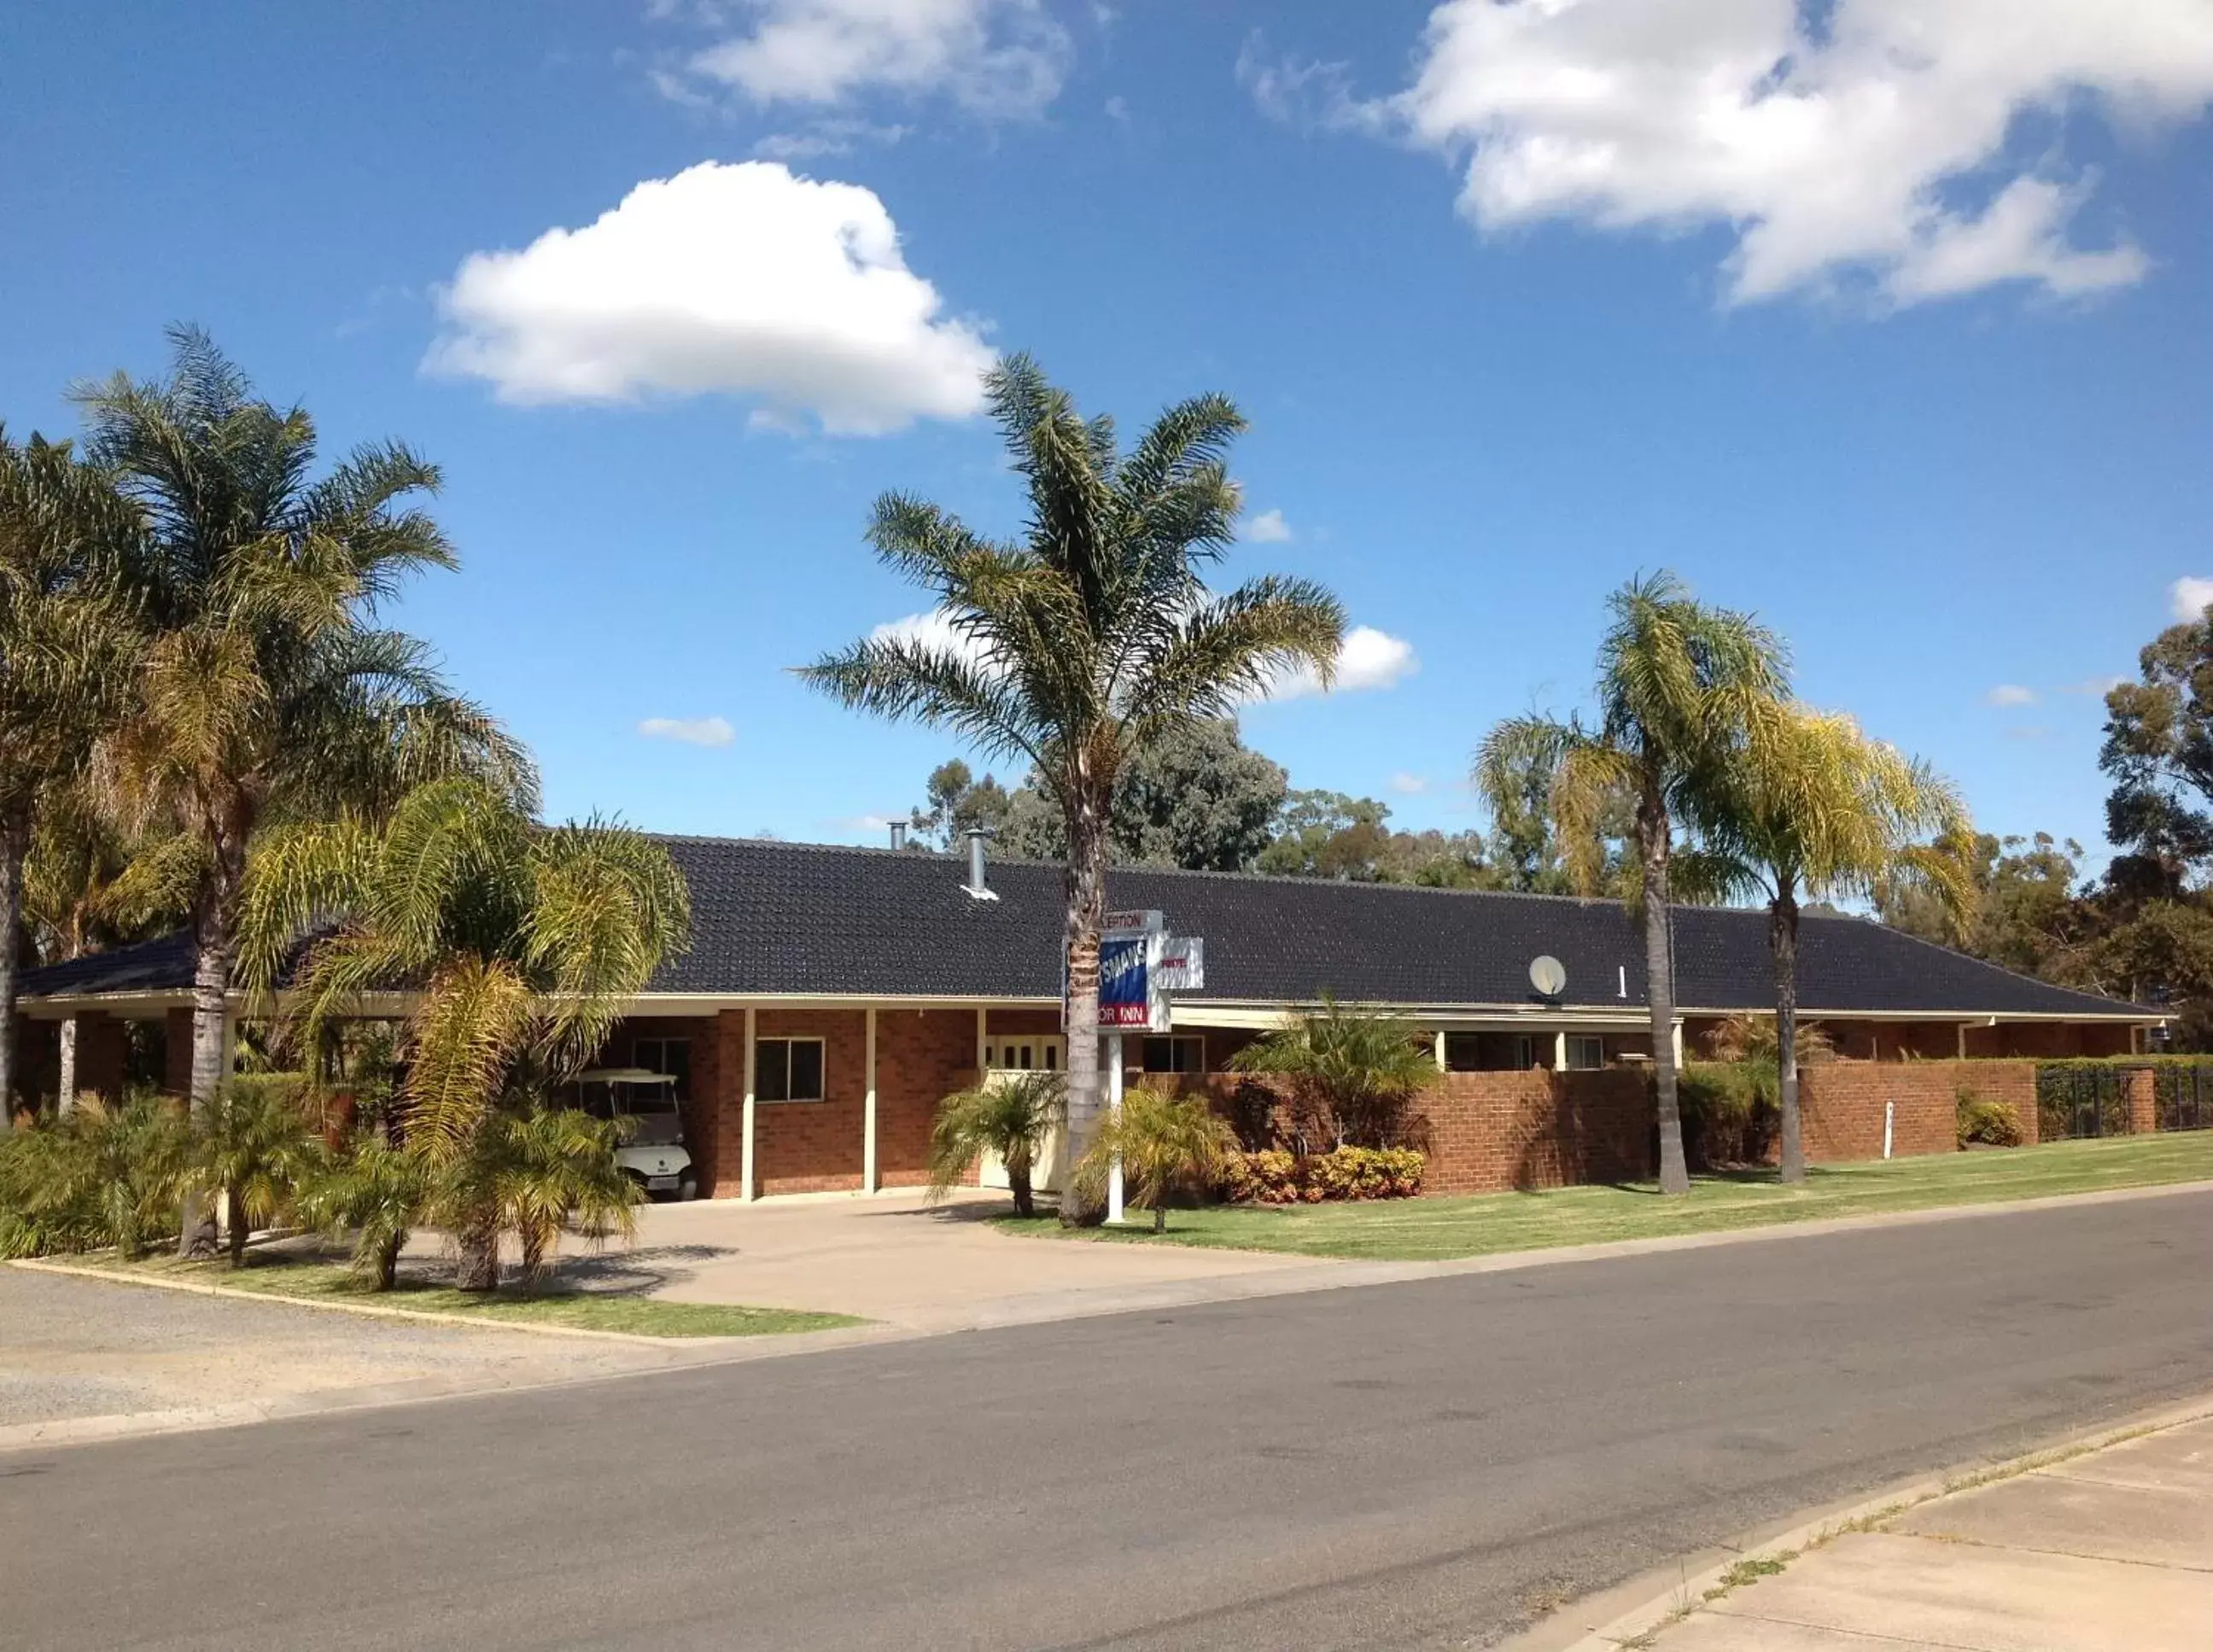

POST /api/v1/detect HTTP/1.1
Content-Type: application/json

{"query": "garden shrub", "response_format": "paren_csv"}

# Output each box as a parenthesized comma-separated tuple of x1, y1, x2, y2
(1217, 1146, 1423, 1204)
(1677, 1062, 1777, 1170)
(0, 1091, 189, 1258)
(1955, 1089, 2024, 1149)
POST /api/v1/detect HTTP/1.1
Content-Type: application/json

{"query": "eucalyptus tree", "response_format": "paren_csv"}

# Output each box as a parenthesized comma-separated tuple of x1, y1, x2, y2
(1477, 573, 1787, 1194)
(802, 355, 1343, 1213)
(0, 429, 143, 1118)
(73, 329, 534, 1159)
(238, 777, 691, 1289)
(1685, 705, 1974, 1182)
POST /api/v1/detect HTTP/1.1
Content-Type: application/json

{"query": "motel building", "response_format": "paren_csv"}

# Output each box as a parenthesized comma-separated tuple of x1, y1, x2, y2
(9, 836, 2162, 1199)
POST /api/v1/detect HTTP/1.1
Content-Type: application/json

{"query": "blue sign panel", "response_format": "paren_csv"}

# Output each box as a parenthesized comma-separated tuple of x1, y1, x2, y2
(1100, 936, 1149, 1027)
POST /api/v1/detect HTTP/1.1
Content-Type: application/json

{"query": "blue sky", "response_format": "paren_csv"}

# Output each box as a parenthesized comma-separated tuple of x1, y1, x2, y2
(5, 1, 2212, 867)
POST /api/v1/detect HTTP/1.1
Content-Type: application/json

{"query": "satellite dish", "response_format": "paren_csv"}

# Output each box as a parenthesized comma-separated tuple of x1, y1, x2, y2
(1529, 954, 1568, 998)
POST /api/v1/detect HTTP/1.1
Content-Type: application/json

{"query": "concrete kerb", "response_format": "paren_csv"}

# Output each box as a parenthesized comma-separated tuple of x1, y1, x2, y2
(1499, 1391, 2213, 1652)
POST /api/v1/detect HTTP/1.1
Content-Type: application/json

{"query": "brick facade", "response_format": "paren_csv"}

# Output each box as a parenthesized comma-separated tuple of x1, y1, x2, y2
(1796, 1059, 2040, 1160)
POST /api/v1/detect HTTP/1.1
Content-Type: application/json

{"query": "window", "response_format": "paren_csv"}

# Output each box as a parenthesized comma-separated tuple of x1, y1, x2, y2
(632, 1036, 692, 1100)
(1443, 1033, 1483, 1072)
(1565, 1035, 1604, 1071)
(1513, 1035, 1540, 1071)
(1142, 1036, 1205, 1075)
(986, 1038, 1060, 1071)
(756, 1037, 825, 1102)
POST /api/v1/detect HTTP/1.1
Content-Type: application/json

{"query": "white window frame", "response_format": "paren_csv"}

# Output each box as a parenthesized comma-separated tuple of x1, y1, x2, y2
(1513, 1035, 1539, 1071)
(755, 1036, 826, 1103)
(985, 1036, 1062, 1073)
(1565, 1034, 1604, 1071)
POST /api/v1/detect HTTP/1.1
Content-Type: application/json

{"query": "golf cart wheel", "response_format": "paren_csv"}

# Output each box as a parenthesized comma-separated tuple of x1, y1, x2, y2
(677, 1171, 699, 1202)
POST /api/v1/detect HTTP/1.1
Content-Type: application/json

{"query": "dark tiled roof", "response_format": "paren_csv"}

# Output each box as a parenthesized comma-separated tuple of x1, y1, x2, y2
(17, 835, 2145, 1019)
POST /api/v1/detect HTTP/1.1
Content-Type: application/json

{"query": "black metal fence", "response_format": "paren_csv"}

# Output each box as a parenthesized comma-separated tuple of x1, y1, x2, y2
(2035, 1065, 2132, 1142)
(2156, 1065, 2213, 1133)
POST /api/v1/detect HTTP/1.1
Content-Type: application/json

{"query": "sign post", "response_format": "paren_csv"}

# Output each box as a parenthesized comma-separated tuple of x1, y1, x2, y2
(1099, 912, 1163, 1225)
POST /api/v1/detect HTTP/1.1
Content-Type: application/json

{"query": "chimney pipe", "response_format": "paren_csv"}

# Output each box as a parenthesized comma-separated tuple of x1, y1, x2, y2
(889, 821, 907, 850)
(964, 827, 998, 901)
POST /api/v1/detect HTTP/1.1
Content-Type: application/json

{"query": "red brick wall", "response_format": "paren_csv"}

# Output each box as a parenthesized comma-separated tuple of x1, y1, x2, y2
(164, 1008, 193, 1097)
(1959, 1021, 2135, 1059)
(687, 1007, 982, 1199)
(876, 1008, 980, 1190)
(74, 1013, 129, 1105)
(1797, 1059, 2038, 1160)
(1206, 1068, 1655, 1195)
(2128, 1067, 2157, 1135)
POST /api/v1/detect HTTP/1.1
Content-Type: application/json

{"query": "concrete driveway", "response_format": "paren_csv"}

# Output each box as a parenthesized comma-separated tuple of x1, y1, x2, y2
(543, 1189, 1337, 1330)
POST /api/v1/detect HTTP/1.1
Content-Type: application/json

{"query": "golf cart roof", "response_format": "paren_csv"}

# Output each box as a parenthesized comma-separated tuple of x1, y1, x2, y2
(575, 1068, 675, 1085)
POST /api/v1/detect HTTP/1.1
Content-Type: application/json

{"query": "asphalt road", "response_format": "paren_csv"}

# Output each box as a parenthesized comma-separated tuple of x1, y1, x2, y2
(7, 1192, 2213, 1651)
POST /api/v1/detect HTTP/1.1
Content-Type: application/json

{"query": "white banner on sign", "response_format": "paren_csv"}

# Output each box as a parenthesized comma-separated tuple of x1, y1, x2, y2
(1153, 936, 1204, 991)
(1104, 909, 1165, 936)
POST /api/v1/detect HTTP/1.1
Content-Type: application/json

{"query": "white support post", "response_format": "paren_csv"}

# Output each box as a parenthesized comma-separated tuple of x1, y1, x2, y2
(1106, 1031, 1126, 1225)
(975, 1006, 988, 1079)
(863, 1007, 879, 1194)
(1554, 1029, 1569, 1072)
(1670, 1019, 1685, 1070)
(1433, 1027, 1446, 1071)
(741, 1007, 758, 1203)
(1957, 1022, 1969, 1060)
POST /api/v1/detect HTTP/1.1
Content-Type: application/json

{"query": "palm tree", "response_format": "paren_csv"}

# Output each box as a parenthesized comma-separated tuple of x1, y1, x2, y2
(1227, 996, 1438, 1150)
(801, 355, 1343, 1214)
(1477, 573, 1787, 1194)
(0, 429, 143, 1119)
(73, 330, 535, 1126)
(237, 777, 690, 1289)
(926, 1069, 1066, 1217)
(1684, 704, 1974, 1182)
(295, 1130, 427, 1290)
(190, 1077, 316, 1268)
(487, 1106, 639, 1284)
(1072, 1083, 1238, 1234)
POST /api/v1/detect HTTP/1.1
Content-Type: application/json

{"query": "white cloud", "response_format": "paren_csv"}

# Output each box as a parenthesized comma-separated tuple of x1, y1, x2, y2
(1390, 771, 1430, 795)
(1264, 625, 1421, 702)
(425, 161, 993, 435)
(1983, 684, 2039, 708)
(639, 715, 737, 747)
(871, 607, 992, 668)
(1331, 0, 2213, 307)
(677, 0, 1070, 118)
(751, 119, 911, 160)
(1244, 507, 1293, 543)
(2172, 576, 2213, 621)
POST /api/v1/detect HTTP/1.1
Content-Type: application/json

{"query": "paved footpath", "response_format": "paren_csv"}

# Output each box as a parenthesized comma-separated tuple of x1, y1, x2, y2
(1632, 1409, 2213, 1651)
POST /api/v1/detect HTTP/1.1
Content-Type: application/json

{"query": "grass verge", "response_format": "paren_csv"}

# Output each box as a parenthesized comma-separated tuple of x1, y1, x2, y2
(68, 1251, 859, 1338)
(995, 1132, 2213, 1262)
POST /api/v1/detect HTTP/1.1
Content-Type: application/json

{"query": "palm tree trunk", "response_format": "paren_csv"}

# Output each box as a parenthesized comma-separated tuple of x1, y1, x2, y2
(1640, 788, 1690, 1195)
(454, 1215, 500, 1292)
(177, 881, 237, 1257)
(226, 1186, 248, 1268)
(57, 1017, 79, 1114)
(374, 1235, 400, 1292)
(0, 816, 26, 1126)
(1060, 793, 1108, 1225)
(1772, 889, 1805, 1184)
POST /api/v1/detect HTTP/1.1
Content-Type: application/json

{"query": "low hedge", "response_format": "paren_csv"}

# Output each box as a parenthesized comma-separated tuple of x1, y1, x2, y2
(1955, 1089, 2025, 1149)
(1677, 1061, 1777, 1170)
(1219, 1146, 1424, 1204)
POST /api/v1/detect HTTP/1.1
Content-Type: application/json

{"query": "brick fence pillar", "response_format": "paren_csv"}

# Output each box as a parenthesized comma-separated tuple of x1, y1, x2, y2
(2128, 1066, 2158, 1135)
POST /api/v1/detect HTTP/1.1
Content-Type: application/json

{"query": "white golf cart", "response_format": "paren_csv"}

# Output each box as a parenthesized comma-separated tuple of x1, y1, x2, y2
(568, 1068, 698, 1201)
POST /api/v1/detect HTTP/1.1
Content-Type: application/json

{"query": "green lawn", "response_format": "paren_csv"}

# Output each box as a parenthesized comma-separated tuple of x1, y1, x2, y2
(997, 1132, 2213, 1263)
(70, 1252, 860, 1339)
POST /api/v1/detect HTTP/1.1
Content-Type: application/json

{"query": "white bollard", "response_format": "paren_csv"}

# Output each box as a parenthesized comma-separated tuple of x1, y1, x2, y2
(1106, 1032, 1126, 1224)
(1883, 1099, 1895, 1161)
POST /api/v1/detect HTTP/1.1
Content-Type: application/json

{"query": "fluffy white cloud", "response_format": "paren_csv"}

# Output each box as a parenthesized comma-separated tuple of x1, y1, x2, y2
(2172, 576, 2213, 621)
(1389, 771, 1431, 795)
(2058, 674, 2127, 697)
(1983, 684, 2039, 708)
(679, 0, 1069, 117)
(1264, 625, 1421, 702)
(425, 161, 993, 434)
(1336, 0, 2213, 306)
(639, 715, 737, 747)
(1244, 507, 1293, 543)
